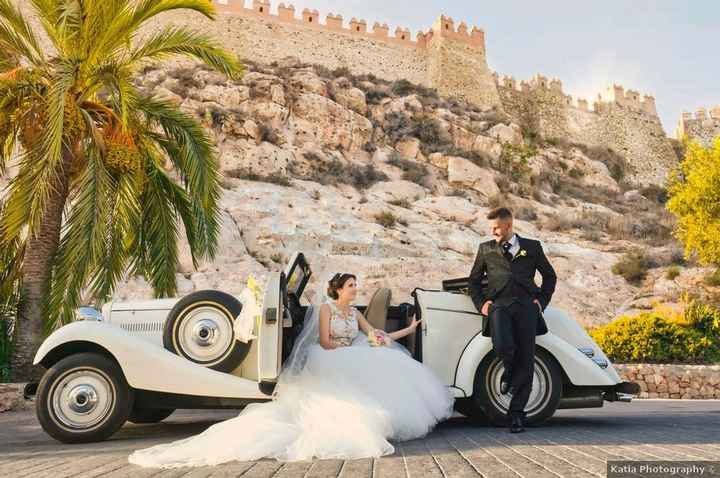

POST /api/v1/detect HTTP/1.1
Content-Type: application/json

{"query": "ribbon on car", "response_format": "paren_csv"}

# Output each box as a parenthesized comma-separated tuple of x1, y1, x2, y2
(234, 275, 263, 343)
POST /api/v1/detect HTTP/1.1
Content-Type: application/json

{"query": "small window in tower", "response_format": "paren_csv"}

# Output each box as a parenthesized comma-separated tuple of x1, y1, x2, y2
(401, 35, 405, 40)
(259, 7, 263, 12)
(445, 24, 449, 29)
(309, 17, 313, 22)
(357, 26, 360, 31)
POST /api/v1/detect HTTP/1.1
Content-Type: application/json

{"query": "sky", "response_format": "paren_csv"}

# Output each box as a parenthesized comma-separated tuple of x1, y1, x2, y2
(250, 0, 720, 135)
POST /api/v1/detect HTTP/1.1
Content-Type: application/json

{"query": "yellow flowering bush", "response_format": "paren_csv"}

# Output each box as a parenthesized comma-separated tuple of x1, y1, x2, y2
(589, 300, 720, 364)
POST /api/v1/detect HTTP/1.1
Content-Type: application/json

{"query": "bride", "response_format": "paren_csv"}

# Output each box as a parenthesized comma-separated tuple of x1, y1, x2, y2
(129, 272, 455, 467)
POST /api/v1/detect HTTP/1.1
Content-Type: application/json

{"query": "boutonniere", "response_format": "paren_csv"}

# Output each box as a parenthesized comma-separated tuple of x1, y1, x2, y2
(512, 249, 528, 261)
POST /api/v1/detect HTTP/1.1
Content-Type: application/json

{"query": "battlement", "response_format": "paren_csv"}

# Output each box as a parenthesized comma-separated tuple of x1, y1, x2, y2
(681, 105, 720, 121)
(494, 73, 658, 118)
(211, 1, 485, 50)
(676, 105, 720, 143)
(599, 84, 657, 115)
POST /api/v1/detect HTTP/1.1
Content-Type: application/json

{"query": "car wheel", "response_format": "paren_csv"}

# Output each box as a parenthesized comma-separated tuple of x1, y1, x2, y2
(472, 348, 562, 426)
(128, 407, 175, 424)
(163, 290, 250, 373)
(36, 353, 133, 444)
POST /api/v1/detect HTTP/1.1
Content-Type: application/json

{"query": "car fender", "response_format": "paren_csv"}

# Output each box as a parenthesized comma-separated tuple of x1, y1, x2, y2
(454, 330, 621, 396)
(33, 321, 268, 399)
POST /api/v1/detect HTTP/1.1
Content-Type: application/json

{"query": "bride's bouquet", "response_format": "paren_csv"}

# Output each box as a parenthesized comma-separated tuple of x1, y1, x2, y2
(368, 328, 390, 347)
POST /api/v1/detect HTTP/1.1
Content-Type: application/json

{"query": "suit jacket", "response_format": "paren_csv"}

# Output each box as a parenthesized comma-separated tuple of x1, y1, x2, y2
(468, 234, 557, 337)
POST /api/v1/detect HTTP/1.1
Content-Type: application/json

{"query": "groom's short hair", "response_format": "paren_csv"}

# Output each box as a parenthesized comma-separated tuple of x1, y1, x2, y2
(487, 207, 513, 221)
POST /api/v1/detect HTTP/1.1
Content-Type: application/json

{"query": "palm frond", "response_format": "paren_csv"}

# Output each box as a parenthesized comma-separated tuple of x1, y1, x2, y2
(77, 0, 128, 59)
(128, 25, 243, 79)
(90, 0, 215, 65)
(138, 96, 221, 261)
(0, 0, 45, 64)
(47, 147, 115, 328)
(87, 168, 141, 303)
(131, 157, 185, 297)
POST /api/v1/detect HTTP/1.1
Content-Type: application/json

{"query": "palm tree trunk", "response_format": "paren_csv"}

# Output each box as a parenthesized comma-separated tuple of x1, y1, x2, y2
(9, 153, 72, 382)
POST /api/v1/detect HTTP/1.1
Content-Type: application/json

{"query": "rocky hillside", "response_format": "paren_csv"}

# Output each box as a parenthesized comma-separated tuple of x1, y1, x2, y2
(2, 58, 716, 329)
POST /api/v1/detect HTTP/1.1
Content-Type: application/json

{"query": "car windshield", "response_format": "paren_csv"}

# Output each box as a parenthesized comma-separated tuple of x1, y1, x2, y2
(287, 262, 306, 297)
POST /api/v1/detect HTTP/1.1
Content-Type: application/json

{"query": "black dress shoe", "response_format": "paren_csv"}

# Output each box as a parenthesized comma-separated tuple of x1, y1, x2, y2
(510, 415, 525, 433)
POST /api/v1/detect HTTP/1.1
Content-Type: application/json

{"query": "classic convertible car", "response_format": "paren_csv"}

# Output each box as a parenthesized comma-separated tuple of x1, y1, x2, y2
(27, 252, 638, 443)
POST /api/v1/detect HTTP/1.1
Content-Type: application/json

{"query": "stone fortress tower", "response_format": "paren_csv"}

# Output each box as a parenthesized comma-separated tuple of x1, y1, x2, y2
(676, 106, 720, 147)
(153, 0, 680, 185)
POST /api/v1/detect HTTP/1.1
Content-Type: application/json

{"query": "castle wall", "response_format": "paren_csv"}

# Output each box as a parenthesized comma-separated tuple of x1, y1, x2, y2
(676, 107, 720, 147)
(149, 7, 432, 86)
(15, 0, 678, 185)
(426, 31, 501, 108)
(497, 76, 677, 185)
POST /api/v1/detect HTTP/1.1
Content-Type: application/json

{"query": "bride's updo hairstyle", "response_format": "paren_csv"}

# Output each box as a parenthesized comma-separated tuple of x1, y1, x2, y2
(327, 273, 357, 299)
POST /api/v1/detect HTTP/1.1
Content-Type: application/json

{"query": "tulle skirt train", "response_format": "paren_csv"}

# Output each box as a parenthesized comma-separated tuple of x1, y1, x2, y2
(128, 336, 455, 467)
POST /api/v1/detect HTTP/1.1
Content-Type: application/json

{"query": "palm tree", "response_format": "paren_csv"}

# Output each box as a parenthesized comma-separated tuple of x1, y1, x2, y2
(0, 0, 243, 381)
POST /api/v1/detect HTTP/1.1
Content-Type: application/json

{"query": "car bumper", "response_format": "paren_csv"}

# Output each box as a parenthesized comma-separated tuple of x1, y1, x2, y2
(603, 381, 640, 402)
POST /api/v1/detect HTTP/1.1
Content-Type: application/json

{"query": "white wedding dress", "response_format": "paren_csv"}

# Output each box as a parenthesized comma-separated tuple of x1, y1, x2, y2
(129, 294, 455, 467)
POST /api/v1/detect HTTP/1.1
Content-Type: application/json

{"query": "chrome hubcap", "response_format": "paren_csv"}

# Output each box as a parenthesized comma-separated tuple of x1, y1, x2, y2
(192, 319, 219, 346)
(67, 385, 98, 414)
(177, 307, 233, 363)
(487, 357, 551, 417)
(51, 369, 114, 430)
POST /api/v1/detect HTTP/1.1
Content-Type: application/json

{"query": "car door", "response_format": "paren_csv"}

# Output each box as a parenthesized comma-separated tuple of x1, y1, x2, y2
(258, 272, 284, 385)
(258, 252, 313, 383)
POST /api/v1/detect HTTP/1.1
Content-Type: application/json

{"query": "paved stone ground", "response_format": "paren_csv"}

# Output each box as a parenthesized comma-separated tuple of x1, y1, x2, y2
(1, 400, 719, 477)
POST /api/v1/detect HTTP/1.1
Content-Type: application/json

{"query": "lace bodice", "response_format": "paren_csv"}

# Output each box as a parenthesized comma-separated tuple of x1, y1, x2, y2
(327, 300, 359, 347)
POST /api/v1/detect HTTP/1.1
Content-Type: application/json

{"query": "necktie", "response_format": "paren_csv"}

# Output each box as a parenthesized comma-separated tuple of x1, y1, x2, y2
(502, 241, 513, 261)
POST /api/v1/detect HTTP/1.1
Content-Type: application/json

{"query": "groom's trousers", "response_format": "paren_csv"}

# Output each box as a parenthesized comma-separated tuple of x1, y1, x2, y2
(488, 297, 538, 419)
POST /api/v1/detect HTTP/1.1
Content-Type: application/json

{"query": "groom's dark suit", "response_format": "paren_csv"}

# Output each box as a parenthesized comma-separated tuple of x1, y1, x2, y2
(468, 234, 557, 419)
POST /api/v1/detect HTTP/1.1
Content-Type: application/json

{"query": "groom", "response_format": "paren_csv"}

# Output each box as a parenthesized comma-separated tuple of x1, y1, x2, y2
(468, 207, 557, 433)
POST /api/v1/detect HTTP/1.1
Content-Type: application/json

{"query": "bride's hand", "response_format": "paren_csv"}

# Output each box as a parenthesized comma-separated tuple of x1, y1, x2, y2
(408, 317, 422, 330)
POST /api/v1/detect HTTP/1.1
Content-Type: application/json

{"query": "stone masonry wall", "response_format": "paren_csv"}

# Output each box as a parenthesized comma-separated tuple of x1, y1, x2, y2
(497, 75, 678, 185)
(614, 364, 720, 399)
(676, 107, 720, 147)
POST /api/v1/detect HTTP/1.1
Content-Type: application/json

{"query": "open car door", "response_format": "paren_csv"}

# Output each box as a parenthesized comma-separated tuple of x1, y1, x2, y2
(258, 253, 312, 388)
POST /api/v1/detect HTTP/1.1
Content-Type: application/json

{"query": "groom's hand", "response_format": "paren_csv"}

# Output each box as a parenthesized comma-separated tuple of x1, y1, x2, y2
(481, 301, 492, 316)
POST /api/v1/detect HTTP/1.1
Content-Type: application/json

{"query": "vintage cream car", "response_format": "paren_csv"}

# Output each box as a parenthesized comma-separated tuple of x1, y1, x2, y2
(28, 252, 638, 443)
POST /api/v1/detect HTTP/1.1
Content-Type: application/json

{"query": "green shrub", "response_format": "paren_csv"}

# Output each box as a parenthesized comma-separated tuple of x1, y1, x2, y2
(290, 159, 388, 190)
(365, 88, 389, 105)
(390, 79, 416, 96)
(705, 269, 720, 287)
(383, 112, 452, 154)
(640, 184, 668, 204)
(568, 167, 585, 179)
(257, 124, 283, 146)
(348, 163, 388, 189)
(226, 169, 292, 186)
(589, 302, 720, 364)
(375, 211, 407, 228)
(388, 198, 412, 209)
(386, 153, 430, 185)
(497, 143, 534, 182)
(332, 66, 352, 78)
(665, 266, 681, 280)
(611, 249, 656, 284)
